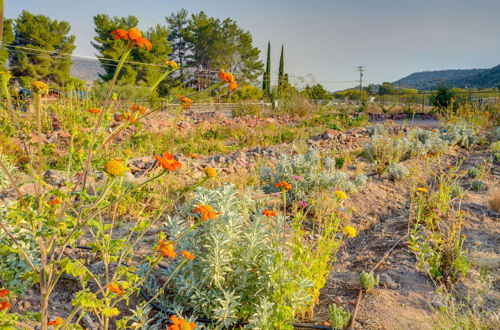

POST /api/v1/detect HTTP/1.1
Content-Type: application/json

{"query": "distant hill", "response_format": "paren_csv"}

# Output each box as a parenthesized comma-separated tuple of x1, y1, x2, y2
(70, 58, 103, 84)
(394, 65, 500, 90)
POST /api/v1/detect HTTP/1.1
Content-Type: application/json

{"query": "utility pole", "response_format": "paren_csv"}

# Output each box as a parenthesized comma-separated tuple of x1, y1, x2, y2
(357, 66, 364, 101)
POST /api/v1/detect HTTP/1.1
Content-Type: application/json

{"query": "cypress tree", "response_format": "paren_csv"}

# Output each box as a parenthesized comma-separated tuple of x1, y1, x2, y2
(262, 41, 271, 97)
(278, 45, 284, 87)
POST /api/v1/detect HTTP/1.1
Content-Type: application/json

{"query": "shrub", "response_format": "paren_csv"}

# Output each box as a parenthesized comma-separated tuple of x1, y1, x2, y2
(359, 271, 379, 291)
(231, 85, 263, 102)
(450, 184, 465, 198)
(467, 167, 480, 179)
(260, 150, 363, 202)
(328, 304, 351, 330)
(492, 126, 500, 141)
(471, 180, 487, 192)
(387, 163, 410, 181)
(153, 185, 315, 328)
(366, 125, 387, 136)
(0, 154, 16, 190)
(440, 122, 478, 148)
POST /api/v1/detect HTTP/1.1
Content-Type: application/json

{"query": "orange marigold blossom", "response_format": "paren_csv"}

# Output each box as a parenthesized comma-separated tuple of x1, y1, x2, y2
(165, 60, 179, 69)
(155, 152, 182, 171)
(125, 112, 137, 123)
(130, 104, 148, 114)
(228, 82, 238, 91)
(181, 251, 195, 260)
(0, 289, 9, 297)
(106, 283, 124, 296)
(218, 69, 235, 83)
(111, 28, 129, 40)
(193, 204, 221, 221)
(274, 181, 292, 191)
(178, 95, 193, 108)
(49, 197, 61, 206)
(169, 315, 196, 330)
(127, 27, 142, 41)
(157, 240, 176, 259)
(87, 108, 101, 114)
(0, 301, 11, 311)
(262, 209, 278, 217)
(47, 317, 64, 326)
(136, 37, 152, 51)
(188, 153, 200, 159)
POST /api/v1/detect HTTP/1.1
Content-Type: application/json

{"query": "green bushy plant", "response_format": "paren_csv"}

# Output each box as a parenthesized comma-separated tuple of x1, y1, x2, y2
(450, 184, 465, 198)
(467, 167, 479, 178)
(153, 185, 315, 328)
(471, 180, 487, 192)
(0, 154, 16, 190)
(492, 126, 500, 141)
(328, 304, 351, 329)
(387, 163, 410, 181)
(260, 150, 363, 202)
(440, 122, 478, 148)
(359, 271, 379, 291)
(231, 103, 262, 117)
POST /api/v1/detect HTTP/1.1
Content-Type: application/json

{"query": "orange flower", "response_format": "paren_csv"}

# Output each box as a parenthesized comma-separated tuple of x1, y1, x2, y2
(106, 283, 124, 296)
(228, 82, 238, 91)
(168, 315, 196, 330)
(49, 197, 61, 206)
(178, 95, 193, 109)
(188, 153, 200, 159)
(193, 204, 221, 221)
(0, 289, 9, 297)
(125, 112, 137, 123)
(155, 152, 182, 171)
(127, 27, 142, 41)
(274, 181, 292, 191)
(111, 28, 129, 40)
(48, 317, 64, 326)
(130, 104, 147, 114)
(218, 69, 235, 83)
(87, 108, 101, 114)
(0, 301, 11, 311)
(157, 240, 176, 259)
(110, 28, 152, 51)
(181, 251, 195, 260)
(262, 209, 278, 217)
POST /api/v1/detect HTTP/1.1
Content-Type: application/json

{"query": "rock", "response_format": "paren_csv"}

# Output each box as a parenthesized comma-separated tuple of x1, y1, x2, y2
(379, 273, 399, 289)
(44, 169, 66, 186)
(214, 155, 225, 163)
(322, 129, 341, 140)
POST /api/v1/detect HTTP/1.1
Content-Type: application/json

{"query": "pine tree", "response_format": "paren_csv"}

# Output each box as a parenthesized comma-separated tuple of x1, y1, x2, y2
(9, 10, 76, 87)
(278, 45, 284, 87)
(0, 18, 14, 70)
(263, 41, 271, 97)
(166, 9, 191, 85)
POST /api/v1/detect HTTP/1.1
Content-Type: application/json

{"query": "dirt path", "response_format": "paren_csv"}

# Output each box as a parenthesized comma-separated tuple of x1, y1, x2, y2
(310, 146, 499, 329)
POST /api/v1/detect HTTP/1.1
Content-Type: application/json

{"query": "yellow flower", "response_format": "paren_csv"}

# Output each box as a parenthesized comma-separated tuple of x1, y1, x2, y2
(124, 149, 133, 157)
(104, 160, 128, 177)
(335, 190, 347, 200)
(204, 167, 217, 178)
(165, 60, 179, 70)
(32, 81, 49, 94)
(416, 187, 428, 194)
(343, 225, 357, 238)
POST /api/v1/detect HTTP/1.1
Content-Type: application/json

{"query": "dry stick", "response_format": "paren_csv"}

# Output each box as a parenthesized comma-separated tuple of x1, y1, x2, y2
(349, 234, 408, 329)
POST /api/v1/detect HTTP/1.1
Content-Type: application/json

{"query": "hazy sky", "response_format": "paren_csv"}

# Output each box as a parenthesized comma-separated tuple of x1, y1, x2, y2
(8, 0, 500, 90)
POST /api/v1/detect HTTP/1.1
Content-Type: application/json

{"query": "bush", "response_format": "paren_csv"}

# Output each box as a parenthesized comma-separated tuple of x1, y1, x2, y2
(471, 180, 487, 192)
(328, 304, 351, 329)
(231, 85, 263, 102)
(152, 185, 314, 328)
(387, 163, 410, 181)
(440, 122, 478, 148)
(467, 167, 479, 179)
(260, 150, 363, 202)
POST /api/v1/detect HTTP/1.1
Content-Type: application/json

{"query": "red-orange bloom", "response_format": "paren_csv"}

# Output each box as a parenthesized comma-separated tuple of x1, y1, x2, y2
(262, 209, 278, 217)
(155, 152, 182, 171)
(181, 251, 195, 260)
(125, 112, 137, 123)
(228, 82, 238, 91)
(130, 104, 147, 114)
(274, 181, 292, 191)
(0, 301, 11, 311)
(111, 28, 129, 40)
(187, 153, 200, 159)
(87, 108, 101, 114)
(49, 197, 61, 206)
(47, 317, 64, 326)
(193, 204, 221, 221)
(178, 95, 193, 109)
(0, 289, 9, 297)
(218, 69, 235, 83)
(157, 240, 176, 259)
(127, 27, 142, 41)
(168, 315, 196, 330)
(136, 37, 152, 51)
(106, 283, 124, 296)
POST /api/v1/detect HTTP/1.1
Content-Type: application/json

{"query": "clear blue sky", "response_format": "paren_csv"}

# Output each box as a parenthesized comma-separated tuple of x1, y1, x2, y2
(7, 0, 500, 90)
